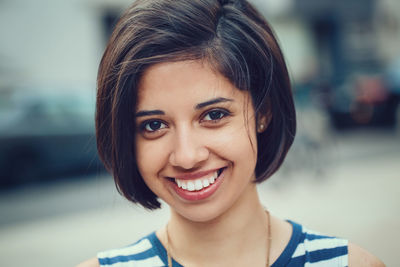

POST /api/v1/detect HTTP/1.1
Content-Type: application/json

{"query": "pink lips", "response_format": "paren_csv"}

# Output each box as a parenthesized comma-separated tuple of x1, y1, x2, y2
(174, 168, 220, 180)
(169, 168, 225, 201)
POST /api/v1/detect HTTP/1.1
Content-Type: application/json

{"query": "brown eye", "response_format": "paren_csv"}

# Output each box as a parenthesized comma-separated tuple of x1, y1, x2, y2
(142, 120, 166, 132)
(203, 109, 230, 122)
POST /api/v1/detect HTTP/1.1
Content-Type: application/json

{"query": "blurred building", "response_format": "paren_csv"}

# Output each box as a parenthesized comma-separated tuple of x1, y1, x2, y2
(1, 0, 400, 89)
(0, 0, 132, 186)
(294, 0, 400, 84)
(258, 0, 400, 128)
(0, 1, 399, 186)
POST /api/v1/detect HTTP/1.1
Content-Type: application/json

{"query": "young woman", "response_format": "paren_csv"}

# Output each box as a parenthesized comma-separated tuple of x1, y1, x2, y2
(78, 0, 384, 266)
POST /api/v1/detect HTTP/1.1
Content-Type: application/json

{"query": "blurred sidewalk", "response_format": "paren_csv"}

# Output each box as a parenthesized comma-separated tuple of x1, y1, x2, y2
(0, 129, 399, 267)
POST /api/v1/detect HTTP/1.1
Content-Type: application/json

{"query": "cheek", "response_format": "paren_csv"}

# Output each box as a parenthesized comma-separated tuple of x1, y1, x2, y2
(135, 137, 167, 179)
(210, 124, 258, 166)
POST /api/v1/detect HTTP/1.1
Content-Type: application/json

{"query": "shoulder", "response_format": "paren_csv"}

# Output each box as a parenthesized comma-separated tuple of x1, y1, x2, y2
(348, 242, 385, 267)
(271, 220, 349, 266)
(75, 257, 99, 267)
(75, 233, 161, 267)
(96, 232, 166, 266)
(279, 221, 349, 266)
(299, 224, 348, 261)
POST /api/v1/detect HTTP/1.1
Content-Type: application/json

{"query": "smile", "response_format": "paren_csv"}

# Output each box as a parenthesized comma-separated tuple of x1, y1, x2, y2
(175, 169, 221, 191)
(169, 168, 226, 201)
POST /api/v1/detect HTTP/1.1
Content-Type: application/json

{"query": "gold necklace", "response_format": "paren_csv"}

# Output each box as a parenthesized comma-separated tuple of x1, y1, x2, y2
(166, 210, 271, 267)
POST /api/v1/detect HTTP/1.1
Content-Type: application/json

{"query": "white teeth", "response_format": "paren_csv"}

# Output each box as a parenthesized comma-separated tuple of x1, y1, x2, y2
(187, 181, 195, 191)
(202, 179, 210, 187)
(175, 170, 220, 191)
(194, 180, 203, 190)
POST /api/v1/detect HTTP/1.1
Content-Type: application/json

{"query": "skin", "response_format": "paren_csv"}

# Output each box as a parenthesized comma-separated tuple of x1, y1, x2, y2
(135, 60, 261, 223)
(76, 60, 385, 267)
(135, 60, 287, 266)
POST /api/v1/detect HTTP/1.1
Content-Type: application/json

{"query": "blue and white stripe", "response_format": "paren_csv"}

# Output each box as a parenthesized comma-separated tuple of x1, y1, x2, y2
(98, 238, 165, 267)
(97, 221, 348, 266)
(288, 224, 348, 266)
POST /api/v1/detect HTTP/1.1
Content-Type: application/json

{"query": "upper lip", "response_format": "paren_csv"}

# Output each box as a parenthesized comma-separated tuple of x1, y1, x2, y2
(168, 167, 222, 180)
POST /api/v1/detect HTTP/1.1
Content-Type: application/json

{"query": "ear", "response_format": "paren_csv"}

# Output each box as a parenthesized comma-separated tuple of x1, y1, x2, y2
(257, 111, 272, 133)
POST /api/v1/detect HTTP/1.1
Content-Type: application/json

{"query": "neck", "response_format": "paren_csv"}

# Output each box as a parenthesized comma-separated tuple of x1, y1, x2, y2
(165, 184, 269, 266)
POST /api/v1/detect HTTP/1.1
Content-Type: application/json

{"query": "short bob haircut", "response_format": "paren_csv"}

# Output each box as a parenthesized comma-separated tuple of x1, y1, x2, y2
(96, 0, 296, 209)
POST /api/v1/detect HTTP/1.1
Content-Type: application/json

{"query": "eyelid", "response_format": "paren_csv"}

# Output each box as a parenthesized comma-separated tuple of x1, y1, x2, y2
(139, 119, 168, 133)
(200, 108, 232, 122)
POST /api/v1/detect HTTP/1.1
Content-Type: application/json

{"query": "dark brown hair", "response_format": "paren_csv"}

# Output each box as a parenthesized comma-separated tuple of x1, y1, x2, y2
(96, 0, 296, 209)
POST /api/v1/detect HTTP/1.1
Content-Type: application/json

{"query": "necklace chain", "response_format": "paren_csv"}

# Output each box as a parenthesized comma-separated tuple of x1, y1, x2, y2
(166, 210, 271, 267)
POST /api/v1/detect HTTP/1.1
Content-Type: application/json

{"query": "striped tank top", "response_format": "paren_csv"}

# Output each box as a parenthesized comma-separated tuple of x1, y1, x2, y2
(97, 221, 348, 266)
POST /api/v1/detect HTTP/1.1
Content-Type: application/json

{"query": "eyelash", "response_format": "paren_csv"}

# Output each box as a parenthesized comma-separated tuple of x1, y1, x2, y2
(139, 108, 231, 134)
(200, 108, 231, 124)
(140, 120, 167, 134)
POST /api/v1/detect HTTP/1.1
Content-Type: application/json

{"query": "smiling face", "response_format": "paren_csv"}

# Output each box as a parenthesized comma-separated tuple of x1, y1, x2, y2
(135, 60, 260, 222)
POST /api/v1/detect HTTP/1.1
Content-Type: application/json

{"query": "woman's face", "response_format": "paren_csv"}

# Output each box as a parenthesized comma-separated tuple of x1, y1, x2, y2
(135, 60, 259, 222)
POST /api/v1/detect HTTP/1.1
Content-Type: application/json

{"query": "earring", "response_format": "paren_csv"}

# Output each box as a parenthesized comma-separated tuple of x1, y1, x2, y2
(258, 124, 265, 133)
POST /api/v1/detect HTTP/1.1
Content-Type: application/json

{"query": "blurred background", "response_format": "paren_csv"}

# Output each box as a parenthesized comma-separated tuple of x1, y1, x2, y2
(0, 0, 399, 266)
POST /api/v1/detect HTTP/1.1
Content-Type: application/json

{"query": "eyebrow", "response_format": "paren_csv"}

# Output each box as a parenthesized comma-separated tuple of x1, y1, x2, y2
(135, 110, 165, 117)
(195, 97, 234, 109)
(135, 97, 234, 117)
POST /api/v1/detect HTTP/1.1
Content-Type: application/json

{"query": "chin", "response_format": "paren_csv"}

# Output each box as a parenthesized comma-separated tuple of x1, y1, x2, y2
(172, 202, 232, 223)
(164, 166, 257, 223)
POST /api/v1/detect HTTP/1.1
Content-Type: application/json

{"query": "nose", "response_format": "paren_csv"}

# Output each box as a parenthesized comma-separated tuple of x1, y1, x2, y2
(169, 127, 209, 169)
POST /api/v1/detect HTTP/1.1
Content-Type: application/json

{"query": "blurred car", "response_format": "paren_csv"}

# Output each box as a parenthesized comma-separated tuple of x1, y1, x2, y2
(0, 85, 104, 187)
(322, 73, 399, 129)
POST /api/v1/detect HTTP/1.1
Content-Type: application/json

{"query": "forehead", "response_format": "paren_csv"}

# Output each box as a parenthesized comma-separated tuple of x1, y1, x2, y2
(136, 60, 245, 110)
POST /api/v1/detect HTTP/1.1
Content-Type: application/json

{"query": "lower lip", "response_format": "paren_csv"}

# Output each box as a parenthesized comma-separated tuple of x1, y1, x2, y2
(169, 169, 225, 201)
